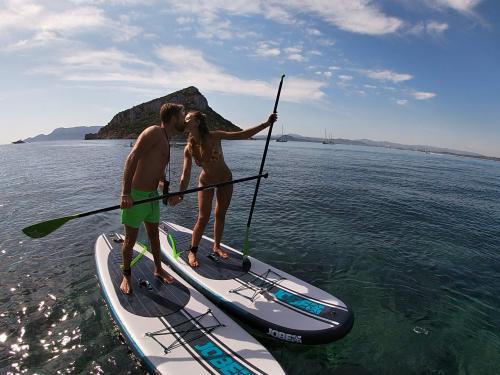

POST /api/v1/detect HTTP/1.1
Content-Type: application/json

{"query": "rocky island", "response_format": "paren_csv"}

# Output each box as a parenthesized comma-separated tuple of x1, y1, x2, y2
(86, 86, 240, 140)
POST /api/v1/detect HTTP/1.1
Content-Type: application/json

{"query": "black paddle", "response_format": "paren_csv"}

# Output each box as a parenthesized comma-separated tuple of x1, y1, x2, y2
(243, 74, 285, 260)
(22, 173, 268, 239)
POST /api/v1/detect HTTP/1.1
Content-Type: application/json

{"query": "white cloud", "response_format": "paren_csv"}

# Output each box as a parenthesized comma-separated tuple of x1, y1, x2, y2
(329, 66, 341, 71)
(318, 39, 336, 46)
(323, 71, 333, 78)
(0, 1, 141, 45)
(165, 0, 404, 36)
(364, 84, 377, 89)
(412, 91, 437, 100)
(255, 42, 281, 57)
(287, 0, 404, 35)
(427, 21, 449, 34)
(176, 16, 193, 25)
(306, 28, 322, 36)
(396, 99, 408, 105)
(61, 48, 154, 68)
(284, 47, 302, 54)
(430, 0, 482, 13)
(309, 50, 322, 56)
(34, 45, 326, 103)
(409, 21, 448, 36)
(288, 53, 305, 62)
(196, 18, 234, 40)
(363, 69, 413, 83)
(338, 75, 353, 81)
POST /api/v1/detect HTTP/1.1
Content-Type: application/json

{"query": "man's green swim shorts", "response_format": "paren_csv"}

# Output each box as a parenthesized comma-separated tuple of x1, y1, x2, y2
(121, 189, 160, 228)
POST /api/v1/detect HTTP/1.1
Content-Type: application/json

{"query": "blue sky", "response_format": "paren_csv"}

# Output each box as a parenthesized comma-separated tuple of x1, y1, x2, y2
(1, 0, 499, 156)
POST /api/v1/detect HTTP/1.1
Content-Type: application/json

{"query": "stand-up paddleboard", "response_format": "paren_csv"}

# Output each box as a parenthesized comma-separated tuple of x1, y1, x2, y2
(159, 222, 354, 345)
(95, 233, 285, 374)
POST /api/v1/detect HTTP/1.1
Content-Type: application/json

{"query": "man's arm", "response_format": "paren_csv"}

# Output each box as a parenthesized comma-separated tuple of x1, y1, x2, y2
(121, 127, 159, 208)
(213, 113, 277, 141)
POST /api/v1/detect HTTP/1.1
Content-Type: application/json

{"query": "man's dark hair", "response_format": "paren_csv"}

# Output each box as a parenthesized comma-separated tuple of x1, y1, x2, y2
(160, 103, 184, 124)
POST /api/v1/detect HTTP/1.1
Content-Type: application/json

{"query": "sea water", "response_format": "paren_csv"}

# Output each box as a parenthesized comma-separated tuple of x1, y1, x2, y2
(0, 140, 499, 374)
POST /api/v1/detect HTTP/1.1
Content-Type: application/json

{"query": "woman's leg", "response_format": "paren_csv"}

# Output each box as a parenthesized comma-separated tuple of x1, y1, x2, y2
(189, 187, 214, 266)
(213, 184, 233, 258)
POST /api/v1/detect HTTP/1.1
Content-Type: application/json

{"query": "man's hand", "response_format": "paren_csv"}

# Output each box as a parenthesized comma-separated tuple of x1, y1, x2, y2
(266, 113, 278, 127)
(120, 194, 134, 209)
(168, 196, 183, 206)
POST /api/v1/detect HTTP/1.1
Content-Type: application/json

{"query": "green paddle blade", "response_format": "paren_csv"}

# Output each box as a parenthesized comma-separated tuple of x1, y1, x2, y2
(243, 226, 251, 257)
(22, 215, 78, 238)
(168, 234, 179, 259)
(131, 242, 148, 267)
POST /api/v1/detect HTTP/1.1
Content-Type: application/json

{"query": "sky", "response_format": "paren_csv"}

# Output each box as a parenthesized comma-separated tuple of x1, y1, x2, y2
(0, 0, 499, 156)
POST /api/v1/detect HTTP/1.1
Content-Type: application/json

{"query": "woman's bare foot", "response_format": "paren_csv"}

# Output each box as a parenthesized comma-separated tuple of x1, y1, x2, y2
(154, 267, 174, 284)
(213, 247, 229, 259)
(120, 276, 132, 294)
(188, 251, 199, 267)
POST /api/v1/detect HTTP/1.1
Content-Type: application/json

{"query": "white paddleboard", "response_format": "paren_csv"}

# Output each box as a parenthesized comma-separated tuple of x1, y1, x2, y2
(95, 233, 285, 374)
(159, 222, 354, 345)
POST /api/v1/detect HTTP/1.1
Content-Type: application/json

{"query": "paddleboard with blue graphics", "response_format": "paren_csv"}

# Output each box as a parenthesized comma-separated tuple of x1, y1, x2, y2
(159, 222, 354, 345)
(95, 233, 285, 374)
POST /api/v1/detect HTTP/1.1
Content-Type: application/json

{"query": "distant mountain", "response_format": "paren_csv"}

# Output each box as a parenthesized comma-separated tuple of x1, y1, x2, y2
(255, 133, 499, 162)
(89, 86, 240, 139)
(24, 126, 102, 142)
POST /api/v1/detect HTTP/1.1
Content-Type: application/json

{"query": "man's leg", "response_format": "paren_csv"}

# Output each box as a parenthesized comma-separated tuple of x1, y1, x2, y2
(120, 225, 139, 294)
(213, 184, 233, 258)
(144, 221, 174, 284)
(190, 188, 215, 267)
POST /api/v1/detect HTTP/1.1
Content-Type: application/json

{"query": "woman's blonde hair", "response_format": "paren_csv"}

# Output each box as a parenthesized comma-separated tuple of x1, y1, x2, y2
(186, 111, 209, 165)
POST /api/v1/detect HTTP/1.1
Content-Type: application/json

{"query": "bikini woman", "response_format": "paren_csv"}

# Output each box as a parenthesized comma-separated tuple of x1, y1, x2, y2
(169, 111, 277, 267)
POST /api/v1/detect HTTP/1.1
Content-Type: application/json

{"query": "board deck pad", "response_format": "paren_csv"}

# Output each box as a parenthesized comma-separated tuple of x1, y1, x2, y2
(106, 234, 190, 317)
(167, 228, 251, 280)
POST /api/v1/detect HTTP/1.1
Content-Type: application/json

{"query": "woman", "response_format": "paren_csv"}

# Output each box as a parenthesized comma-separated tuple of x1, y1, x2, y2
(170, 111, 277, 267)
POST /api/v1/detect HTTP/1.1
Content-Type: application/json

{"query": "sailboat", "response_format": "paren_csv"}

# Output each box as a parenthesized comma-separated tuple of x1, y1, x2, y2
(276, 124, 288, 142)
(322, 130, 334, 144)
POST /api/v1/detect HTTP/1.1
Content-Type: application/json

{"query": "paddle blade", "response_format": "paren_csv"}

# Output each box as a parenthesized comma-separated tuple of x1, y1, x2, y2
(22, 215, 76, 238)
(243, 226, 250, 257)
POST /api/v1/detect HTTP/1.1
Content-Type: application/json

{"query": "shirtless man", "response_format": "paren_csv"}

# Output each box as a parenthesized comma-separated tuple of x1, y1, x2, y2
(119, 103, 186, 294)
(169, 111, 277, 267)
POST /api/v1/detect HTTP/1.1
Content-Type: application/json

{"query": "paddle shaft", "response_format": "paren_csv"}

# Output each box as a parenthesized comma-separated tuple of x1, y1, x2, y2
(246, 74, 285, 228)
(76, 173, 268, 219)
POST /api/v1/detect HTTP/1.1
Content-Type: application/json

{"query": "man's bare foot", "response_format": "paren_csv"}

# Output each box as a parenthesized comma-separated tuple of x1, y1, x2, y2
(188, 251, 199, 267)
(213, 247, 229, 259)
(120, 276, 132, 294)
(154, 268, 174, 284)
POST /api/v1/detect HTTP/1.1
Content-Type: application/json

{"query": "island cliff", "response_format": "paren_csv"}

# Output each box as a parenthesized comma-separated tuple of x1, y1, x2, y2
(86, 86, 240, 139)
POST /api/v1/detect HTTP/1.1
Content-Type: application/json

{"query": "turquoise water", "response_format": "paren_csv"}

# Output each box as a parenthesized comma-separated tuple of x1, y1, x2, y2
(1, 140, 499, 374)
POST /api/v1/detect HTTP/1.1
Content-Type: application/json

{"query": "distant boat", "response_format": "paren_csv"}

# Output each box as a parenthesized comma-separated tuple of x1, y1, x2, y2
(276, 124, 288, 142)
(322, 130, 334, 144)
(12, 139, 25, 144)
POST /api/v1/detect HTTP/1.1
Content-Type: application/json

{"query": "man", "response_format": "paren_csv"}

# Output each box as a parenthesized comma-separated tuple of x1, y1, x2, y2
(119, 103, 186, 294)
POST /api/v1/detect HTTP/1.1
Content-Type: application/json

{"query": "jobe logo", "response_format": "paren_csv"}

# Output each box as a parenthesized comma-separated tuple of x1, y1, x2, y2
(194, 341, 254, 375)
(267, 328, 302, 343)
(273, 289, 325, 316)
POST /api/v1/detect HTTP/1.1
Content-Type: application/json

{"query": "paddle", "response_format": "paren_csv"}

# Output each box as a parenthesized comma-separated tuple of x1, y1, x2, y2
(243, 74, 285, 262)
(22, 173, 268, 239)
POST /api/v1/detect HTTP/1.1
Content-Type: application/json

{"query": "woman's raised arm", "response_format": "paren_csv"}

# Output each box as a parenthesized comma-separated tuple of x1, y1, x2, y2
(214, 113, 277, 140)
